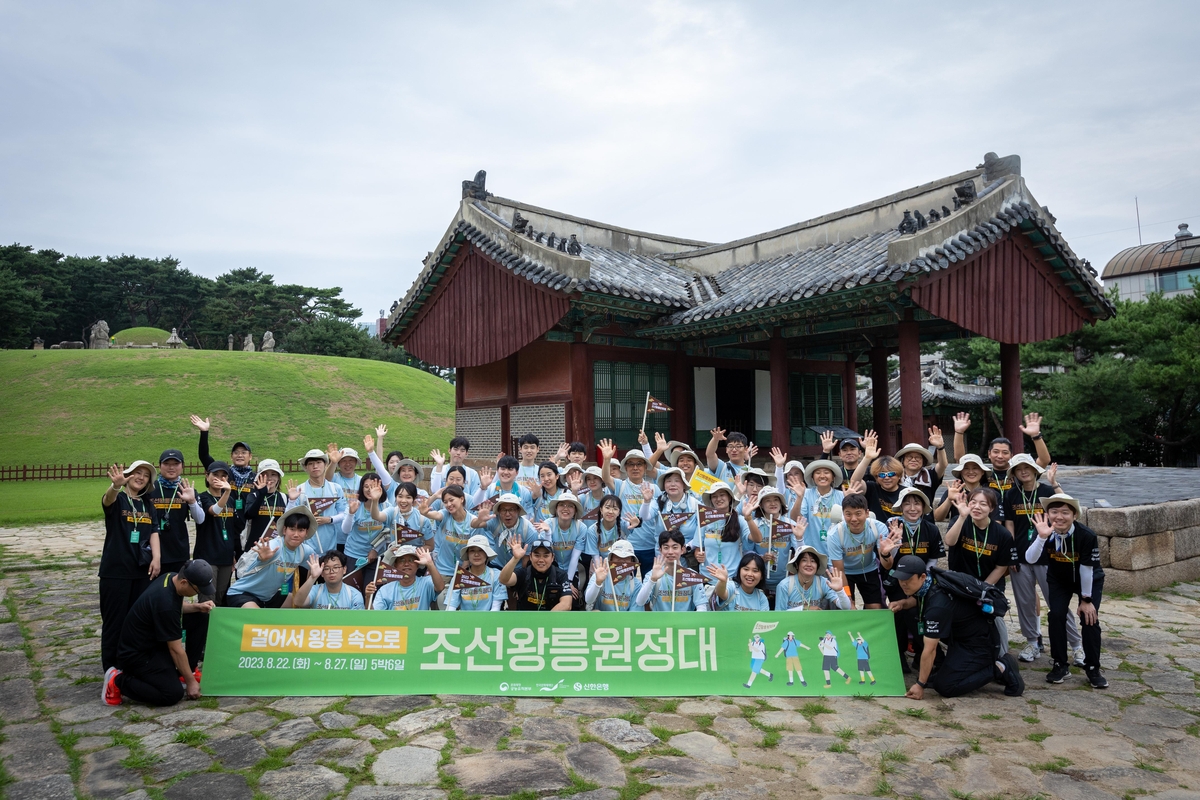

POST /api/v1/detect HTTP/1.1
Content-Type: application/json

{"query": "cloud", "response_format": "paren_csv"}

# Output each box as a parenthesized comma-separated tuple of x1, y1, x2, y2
(0, 0, 1196, 320)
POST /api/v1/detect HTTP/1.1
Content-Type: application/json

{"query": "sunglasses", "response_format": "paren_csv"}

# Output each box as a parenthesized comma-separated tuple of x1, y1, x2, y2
(876, 471, 898, 479)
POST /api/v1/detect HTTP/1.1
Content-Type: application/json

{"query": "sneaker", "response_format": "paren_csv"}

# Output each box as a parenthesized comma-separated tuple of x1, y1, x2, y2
(193, 667, 202, 682)
(1018, 642, 1040, 662)
(743, 683, 752, 688)
(102, 667, 122, 706)
(845, 675, 852, 685)
(1046, 662, 1071, 684)
(1001, 653, 1025, 697)
(1072, 647, 1086, 667)
(801, 680, 807, 687)
(859, 679, 866, 684)
(767, 673, 773, 682)
(1086, 668, 1109, 690)
(787, 680, 794, 686)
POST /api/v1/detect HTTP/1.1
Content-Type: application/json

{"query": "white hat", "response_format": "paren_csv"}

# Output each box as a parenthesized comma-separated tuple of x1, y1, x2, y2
(619, 449, 649, 470)
(122, 460, 157, 481)
(1039, 493, 1081, 517)
(382, 543, 420, 565)
(754, 487, 787, 512)
(804, 459, 843, 486)
(783, 460, 805, 476)
(302, 448, 329, 465)
(275, 504, 319, 541)
(462, 534, 497, 559)
(656, 466, 688, 491)
(952, 454, 992, 479)
(255, 458, 284, 479)
(741, 467, 775, 488)
(609, 540, 636, 559)
(895, 443, 933, 466)
(1008, 453, 1045, 476)
(395, 458, 426, 483)
(787, 544, 827, 575)
(337, 447, 362, 467)
(894, 486, 931, 512)
(547, 492, 584, 518)
(668, 447, 700, 467)
(560, 463, 584, 477)
(701, 481, 736, 507)
(492, 493, 525, 515)
(609, 458, 621, 468)
(584, 465, 606, 481)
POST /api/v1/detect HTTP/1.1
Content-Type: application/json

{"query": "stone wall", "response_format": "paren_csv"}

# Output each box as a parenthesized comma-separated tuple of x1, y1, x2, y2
(1087, 498, 1200, 594)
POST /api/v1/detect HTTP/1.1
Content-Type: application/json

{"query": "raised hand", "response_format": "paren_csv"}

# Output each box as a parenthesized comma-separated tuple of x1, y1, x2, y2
(846, 479, 867, 495)
(599, 438, 617, 461)
(307, 553, 321, 574)
(770, 446, 786, 467)
(210, 476, 231, 492)
(947, 479, 963, 502)
(1045, 462, 1058, 486)
(348, 495, 361, 514)
(375, 424, 388, 439)
(416, 546, 434, 567)
(189, 415, 210, 432)
(826, 566, 845, 592)
(954, 492, 971, 517)
(637, 429, 649, 446)
(430, 448, 445, 467)
(416, 496, 432, 515)
(888, 517, 904, 538)
(362, 434, 375, 454)
(518, 478, 538, 493)
(108, 463, 127, 486)
(567, 472, 584, 493)
(592, 555, 609, 584)
(747, 443, 759, 461)
(555, 442, 570, 461)
(953, 412, 971, 434)
(650, 555, 666, 582)
(709, 563, 729, 583)
(479, 466, 495, 486)
(820, 430, 836, 453)
(533, 520, 550, 533)
(654, 431, 668, 450)
(179, 478, 196, 504)
(253, 538, 274, 561)
(786, 473, 806, 494)
(862, 429, 880, 460)
(927, 426, 944, 449)
(286, 478, 301, 501)
(878, 528, 902, 557)
(793, 517, 808, 538)
(255, 472, 268, 490)
(510, 539, 527, 561)
(326, 442, 341, 461)
(732, 473, 745, 496)
(640, 482, 655, 502)
(624, 513, 640, 529)
(1020, 412, 1043, 438)
(710, 427, 727, 443)
(1032, 512, 1053, 539)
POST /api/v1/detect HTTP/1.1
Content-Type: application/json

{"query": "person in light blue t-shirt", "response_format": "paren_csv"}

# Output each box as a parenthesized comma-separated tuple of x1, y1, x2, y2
(824, 493, 901, 610)
(712, 552, 770, 612)
(692, 482, 763, 580)
(445, 536, 508, 611)
(365, 545, 446, 611)
(585, 539, 643, 612)
(325, 446, 362, 501)
(226, 508, 320, 607)
(286, 450, 347, 555)
(294, 550, 365, 609)
(705, 428, 755, 482)
(471, 493, 537, 567)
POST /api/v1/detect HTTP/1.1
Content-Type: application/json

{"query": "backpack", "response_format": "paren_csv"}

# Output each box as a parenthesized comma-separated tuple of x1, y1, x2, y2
(929, 566, 1009, 618)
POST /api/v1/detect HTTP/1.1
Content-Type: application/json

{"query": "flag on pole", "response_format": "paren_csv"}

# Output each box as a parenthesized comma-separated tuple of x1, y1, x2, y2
(646, 395, 673, 413)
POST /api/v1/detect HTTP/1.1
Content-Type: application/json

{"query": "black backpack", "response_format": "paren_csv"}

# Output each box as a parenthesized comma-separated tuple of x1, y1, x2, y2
(929, 566, 1009, 618)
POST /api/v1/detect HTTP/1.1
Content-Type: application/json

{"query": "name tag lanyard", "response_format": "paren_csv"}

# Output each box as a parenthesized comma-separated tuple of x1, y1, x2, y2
(969, 522, 990, 578)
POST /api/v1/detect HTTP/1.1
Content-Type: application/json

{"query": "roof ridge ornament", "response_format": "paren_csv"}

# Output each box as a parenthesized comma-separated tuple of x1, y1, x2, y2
(462, 170, 489, 200)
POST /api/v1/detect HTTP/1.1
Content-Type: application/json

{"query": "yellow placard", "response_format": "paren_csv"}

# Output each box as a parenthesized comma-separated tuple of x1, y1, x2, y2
(240, 624, 408, 653)
(688, 467, 719, 496)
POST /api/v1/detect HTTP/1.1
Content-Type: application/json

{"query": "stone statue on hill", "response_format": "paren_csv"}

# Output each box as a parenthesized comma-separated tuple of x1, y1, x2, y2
(262, 331, 275, 352)
(166, 328, 184, 348)
(228, 334, 234, 351)
(89, 320, 110, 349)
(243, 333, 255, 352)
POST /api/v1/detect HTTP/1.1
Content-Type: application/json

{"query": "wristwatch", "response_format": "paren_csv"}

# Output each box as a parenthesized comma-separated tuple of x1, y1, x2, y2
(1080, 596, 1092, 604)
(1031, 434, 1043, 441)
(915, 679, 927, 688)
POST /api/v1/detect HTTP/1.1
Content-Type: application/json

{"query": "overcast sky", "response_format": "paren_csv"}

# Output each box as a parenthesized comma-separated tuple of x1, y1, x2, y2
(2, 1, 1196, 322)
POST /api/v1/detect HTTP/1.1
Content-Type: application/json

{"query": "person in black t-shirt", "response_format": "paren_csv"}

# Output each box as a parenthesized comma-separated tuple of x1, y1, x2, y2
(193, 461, 238, 602)
(100, 461, 162, 671)
(499, 539, 573, 611)
(944, 488, 1015, 591)
(147, 449, 203, 574)
(882, 488, 946, 670)
(243, 459, 288, 550)
(892, 556, 1023, 700)
(103, 559, 216, 707)
(849, 431, 903, 520)
(192, 414, 256, 539)
(1028, 495, 1108, 689)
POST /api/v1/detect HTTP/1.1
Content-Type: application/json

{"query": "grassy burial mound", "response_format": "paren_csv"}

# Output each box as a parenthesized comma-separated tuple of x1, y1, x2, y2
(110, 326, 183, 347)
(0, 348, 455, 468)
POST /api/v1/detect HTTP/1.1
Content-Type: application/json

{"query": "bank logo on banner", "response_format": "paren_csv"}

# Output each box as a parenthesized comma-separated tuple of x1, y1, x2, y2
(204, 609, 904, 698)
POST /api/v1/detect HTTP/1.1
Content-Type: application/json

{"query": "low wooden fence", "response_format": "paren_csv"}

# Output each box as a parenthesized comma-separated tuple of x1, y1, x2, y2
(0, 457, 435, 482)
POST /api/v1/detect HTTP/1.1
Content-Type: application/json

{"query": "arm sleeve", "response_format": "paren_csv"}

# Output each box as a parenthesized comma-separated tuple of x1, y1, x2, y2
(342, 512, 355, 533)
(775, 465, 785, 487)
(634, 580, 654, 608)
(567, 546, 582, 581)
(829, 587, 852, 610)
(642, 442, 653, 458)
(368, 451, 393, 488)
(429, 467, 445, 493)
(470, 487, 488, 508)
(189, 503, 205, 524)
(640, 500, 657, 522)
(584, 579, 601, 604)
(1025, 537, 1047, 564)
(491, 597, 504, 611)
(198, 430, 213, 468)
(1080, 566, 1094, 597)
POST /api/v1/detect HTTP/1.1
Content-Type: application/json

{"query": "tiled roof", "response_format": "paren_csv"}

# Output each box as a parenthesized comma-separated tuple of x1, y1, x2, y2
(576, 243, 693, 307)
(857, 381, 997, 410)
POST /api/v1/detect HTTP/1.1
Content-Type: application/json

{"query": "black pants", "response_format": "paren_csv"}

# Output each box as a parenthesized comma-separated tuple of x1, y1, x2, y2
(99, 576, 150, 671)
(1048, 573, 1103, 669)
(884, 577, 920, 660)
(116, 647, 184, 706)
(930, 640, 997, 698)
(182, 614, 209, 671)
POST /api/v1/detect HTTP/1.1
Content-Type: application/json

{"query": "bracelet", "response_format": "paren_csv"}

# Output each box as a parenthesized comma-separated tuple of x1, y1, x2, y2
(934, 446, 944, 451)
(1080, 596, 1092, 604)
(1031, 434, 1043, 441)
(916, 679, 927, 688)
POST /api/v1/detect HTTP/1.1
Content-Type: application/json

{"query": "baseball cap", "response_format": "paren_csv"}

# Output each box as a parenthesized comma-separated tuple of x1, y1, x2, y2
(890, 555, 928, 581)
(159, 449, 184, 464)
(206, 460, 231, 475)
(180, 559, 216, 597)
(609, 540, 636, 559)
(528, 539, 555, 553)
(231, 441, 252, 453)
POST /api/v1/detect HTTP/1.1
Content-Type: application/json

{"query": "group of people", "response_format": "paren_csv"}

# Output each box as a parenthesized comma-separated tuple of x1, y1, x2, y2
(98, 411, 1106, 706)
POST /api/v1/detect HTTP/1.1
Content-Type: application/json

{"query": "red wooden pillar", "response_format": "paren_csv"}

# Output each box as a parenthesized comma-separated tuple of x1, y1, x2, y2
(769, 329, 790, 454)
(670, 349, 691, 444)
(870, 346, 892, 454)
(898, 318, 924, 447)
(843, 357, 859, 433)
(571, 340, 594, 449)
(1000, 342, 1023, 445)
(502, 354, 518, 454)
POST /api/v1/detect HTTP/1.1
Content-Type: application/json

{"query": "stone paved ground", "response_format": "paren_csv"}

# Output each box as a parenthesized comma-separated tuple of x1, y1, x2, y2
(4, 562, 1200, 800)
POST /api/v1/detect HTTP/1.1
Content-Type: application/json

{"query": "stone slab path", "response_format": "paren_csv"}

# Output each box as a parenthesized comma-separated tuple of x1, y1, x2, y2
(5, 562, 1200, 800)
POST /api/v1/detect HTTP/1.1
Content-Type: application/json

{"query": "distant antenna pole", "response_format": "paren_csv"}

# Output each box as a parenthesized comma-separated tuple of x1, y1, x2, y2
(1135, 196, 1142, 245)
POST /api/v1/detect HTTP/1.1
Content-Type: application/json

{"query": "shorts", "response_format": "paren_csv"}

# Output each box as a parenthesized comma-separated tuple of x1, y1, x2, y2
(847, 569, 884, 606)
(224, 591, 268, 608)
(750, 658, 765, 674)
(858, 658, 870, 671)
(822, 655, 839, 671)
(785, 656, 802, 671)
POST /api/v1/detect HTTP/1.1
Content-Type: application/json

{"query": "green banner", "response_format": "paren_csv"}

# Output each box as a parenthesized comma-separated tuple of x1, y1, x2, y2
(203, 608, 905, 697)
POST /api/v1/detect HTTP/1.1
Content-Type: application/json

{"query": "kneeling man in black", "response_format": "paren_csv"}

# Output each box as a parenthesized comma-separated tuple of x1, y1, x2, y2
(102, 560, 216, 707)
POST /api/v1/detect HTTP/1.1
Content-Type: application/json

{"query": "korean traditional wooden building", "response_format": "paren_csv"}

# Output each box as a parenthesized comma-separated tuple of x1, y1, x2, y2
(384, 154, 1114, 458)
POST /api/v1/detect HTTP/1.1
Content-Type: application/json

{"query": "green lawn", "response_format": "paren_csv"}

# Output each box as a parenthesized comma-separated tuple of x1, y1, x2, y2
(0, 349, 455, 468)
